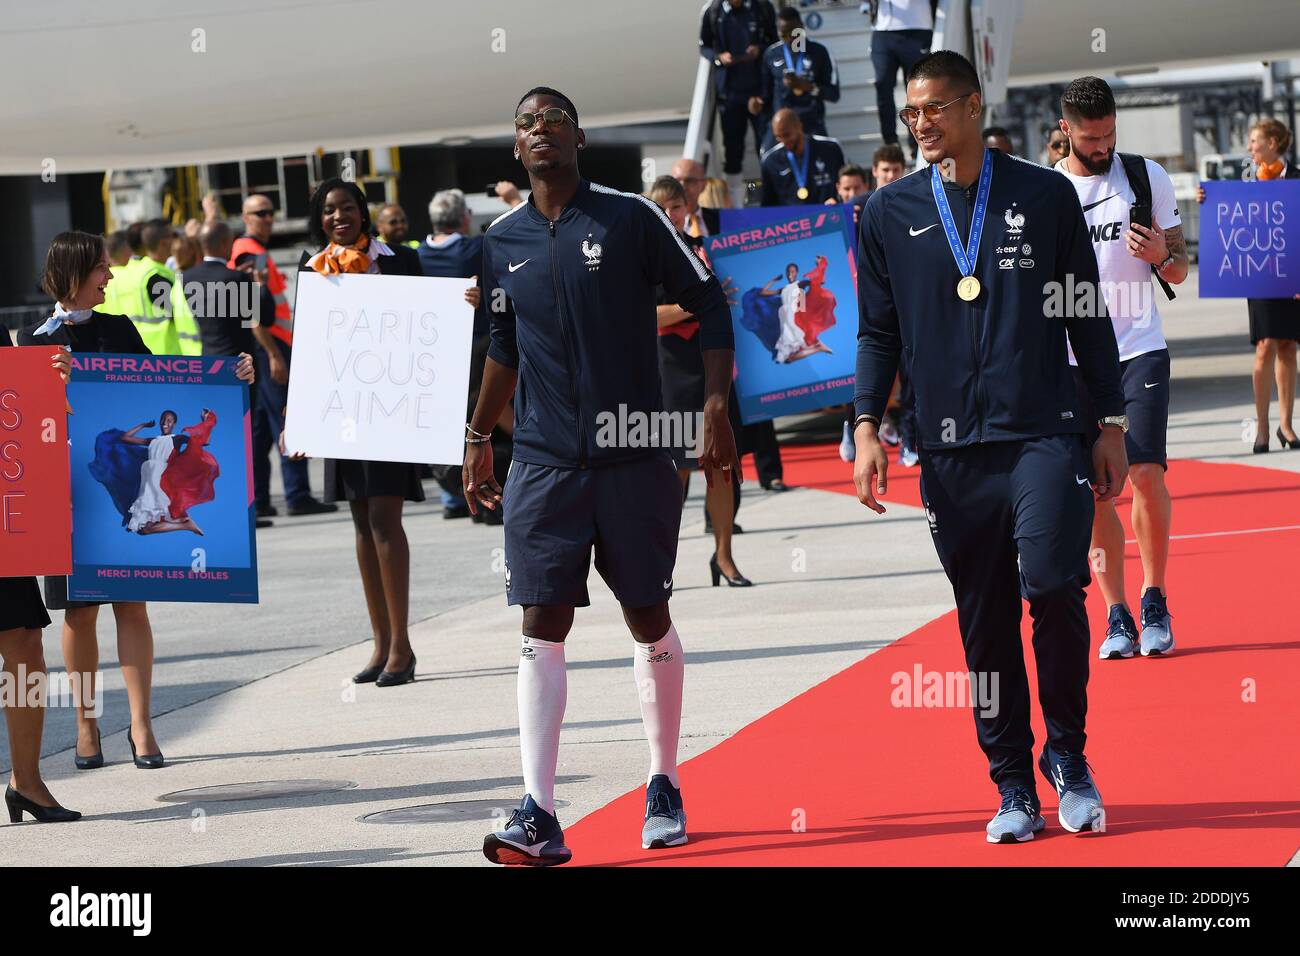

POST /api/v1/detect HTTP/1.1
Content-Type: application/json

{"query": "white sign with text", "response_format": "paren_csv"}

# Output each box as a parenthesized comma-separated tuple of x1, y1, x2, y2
(285, 272, 472, 465)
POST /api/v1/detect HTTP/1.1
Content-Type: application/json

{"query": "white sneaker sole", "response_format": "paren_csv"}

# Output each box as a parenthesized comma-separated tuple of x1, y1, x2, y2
(643, 833, 688, 850)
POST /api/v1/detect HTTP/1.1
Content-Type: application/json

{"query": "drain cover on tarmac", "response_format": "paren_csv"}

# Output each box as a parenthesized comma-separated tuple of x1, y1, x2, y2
(361, 799, 570, 824)
(157, 779, 357, 803)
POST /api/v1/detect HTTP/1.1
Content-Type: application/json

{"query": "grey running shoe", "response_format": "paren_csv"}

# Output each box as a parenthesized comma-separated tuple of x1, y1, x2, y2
(1039, 744, 1104, 834)
(642, 774, 688, 849)
(1099, 605, 1138, 660)
(986, 787, 1046, 844)
(1139, 591, 1175, 656)
(482, 794, 572, 866)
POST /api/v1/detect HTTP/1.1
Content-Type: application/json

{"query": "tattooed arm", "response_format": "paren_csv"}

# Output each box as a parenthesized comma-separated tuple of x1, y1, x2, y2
(1157, 224, 1189, 285)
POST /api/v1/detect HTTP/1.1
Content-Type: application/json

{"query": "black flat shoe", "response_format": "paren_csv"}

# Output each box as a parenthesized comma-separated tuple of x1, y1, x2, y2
(1278, 427, 1300, 450)
(5, 786, 80, 823)
(710, 553, 753, 587)
(127, 730, 164, 770)
(352, 663, 385, 684)
(74, 729, 103, 770)
(375, 656, 417, 687)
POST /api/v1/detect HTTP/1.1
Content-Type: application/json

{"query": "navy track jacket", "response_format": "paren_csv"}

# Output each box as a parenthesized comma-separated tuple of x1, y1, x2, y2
(484, 179, 734, 469)
(854, 150, 1125, 450)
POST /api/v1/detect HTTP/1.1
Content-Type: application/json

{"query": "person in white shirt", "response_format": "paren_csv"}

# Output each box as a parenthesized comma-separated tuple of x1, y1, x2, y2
(1055, 76, 1189, 661)
(868, 0, 934, 159)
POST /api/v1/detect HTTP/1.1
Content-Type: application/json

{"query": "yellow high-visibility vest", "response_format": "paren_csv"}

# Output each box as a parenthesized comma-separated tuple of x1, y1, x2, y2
(125, 257, 182, 355)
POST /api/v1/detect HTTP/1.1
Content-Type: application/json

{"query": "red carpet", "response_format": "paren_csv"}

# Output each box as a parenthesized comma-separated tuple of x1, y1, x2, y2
(566, 443, 1300, 865)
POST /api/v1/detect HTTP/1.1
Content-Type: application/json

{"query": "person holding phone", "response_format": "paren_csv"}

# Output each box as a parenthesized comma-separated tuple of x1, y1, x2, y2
(751, 6, 840, 152)
(1054, 76, 1188, 660)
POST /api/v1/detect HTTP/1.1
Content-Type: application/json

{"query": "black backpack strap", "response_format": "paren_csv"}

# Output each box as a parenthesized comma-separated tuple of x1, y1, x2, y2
(1119, 152, 1175, 301)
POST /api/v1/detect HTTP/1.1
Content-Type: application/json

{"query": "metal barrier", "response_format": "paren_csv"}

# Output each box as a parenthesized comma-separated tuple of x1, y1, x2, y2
(1, 304, 52, 334)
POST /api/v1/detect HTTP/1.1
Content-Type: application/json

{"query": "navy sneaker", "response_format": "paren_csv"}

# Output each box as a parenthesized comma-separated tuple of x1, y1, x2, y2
(986, 786, 1046, 843)
(483, 794, 573, 866)
(1038, 744, 1104, 834)
(642, 774, 688, 849)
(1139, 589, 1175, 656)
(1099, 604, 1138, 660)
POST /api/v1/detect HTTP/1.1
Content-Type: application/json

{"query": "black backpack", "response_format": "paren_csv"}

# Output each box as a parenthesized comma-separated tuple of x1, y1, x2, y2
(1118, 152, 1176, 301)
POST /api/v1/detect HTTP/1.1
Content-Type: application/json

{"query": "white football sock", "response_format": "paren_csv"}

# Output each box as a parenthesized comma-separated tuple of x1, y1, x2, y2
(517, 635, 566, 814)
(633, 625, 685, 788)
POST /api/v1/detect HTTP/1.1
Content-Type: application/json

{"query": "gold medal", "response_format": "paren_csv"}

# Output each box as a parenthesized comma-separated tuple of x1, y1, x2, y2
(797, 187, 809, 200)
(957, 275, 981, 301)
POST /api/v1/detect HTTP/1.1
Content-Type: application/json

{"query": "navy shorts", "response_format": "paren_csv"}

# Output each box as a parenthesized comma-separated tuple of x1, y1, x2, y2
(1073, 347, 1170, 469)
(502, 454, 683, 608)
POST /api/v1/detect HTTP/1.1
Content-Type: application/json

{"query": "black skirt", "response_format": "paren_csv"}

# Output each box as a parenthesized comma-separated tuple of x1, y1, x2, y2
(0, 577, 52, 631)
(1248, 297, 1300, 344)
(43, 576, 107, 611)
(324, 459, 426, 503)
(659, 331, 707, 470)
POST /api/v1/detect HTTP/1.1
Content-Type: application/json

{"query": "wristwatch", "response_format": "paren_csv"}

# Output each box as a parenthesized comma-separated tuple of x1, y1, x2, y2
(1157, 251, 1175, 273)
(1099, 415, 1130, 433)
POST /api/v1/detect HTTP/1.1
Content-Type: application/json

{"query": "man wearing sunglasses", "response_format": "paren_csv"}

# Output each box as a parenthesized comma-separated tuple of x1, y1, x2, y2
(466, 87, 739, 866)
(853, 51, 1127, 845)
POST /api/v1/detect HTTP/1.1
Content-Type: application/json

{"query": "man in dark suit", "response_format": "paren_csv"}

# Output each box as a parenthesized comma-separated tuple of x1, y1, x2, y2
(184, 221, 287, 526)
(671, 159, 721, 238)
(417, 188, 509, 521)
(186, 221, 277, 360)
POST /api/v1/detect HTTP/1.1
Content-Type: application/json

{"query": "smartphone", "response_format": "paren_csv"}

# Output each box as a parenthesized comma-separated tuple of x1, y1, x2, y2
(1129, 202, 1152, 231)
(486, 183, 499, 198)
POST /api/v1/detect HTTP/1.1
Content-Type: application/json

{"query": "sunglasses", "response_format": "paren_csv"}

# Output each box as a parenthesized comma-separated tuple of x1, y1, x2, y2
(899, 92, 973, 128)
(1049, 141, 1068, 150)
(514, 107, 576, 131)
(248, 209, 275, 218)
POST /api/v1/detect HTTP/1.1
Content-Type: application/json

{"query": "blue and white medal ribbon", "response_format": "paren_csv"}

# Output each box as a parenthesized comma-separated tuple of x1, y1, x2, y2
(930, 148, 993, 301)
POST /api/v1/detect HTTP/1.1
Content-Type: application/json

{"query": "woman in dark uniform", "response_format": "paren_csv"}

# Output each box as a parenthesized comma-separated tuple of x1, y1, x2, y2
(648, 176, 750, 587)
(20, 231, 255, 771)
(1243, 119, 1300, 452)
(0, 331, 80, 821)
(298, 179, 426, 685)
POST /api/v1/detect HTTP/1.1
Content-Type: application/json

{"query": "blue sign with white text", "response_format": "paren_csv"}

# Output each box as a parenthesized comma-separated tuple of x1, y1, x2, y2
(1198, 180, 1300, 298)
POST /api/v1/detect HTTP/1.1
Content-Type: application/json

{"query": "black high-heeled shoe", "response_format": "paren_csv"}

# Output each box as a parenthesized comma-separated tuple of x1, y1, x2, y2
(1253, 437, 1271, 454)
(74, 729, 103, 770)
(710, 553, 753, 588)
(127, 730, 165, 770)
(1277, 427, 1300, 450)
(375, 655, 417, 687)
(5, 786, 81, 823)
(352, 663, 385, 684)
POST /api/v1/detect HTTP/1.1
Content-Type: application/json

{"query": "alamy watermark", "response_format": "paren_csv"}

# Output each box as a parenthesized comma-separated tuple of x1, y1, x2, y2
(594, 404, 704, 458)
(0, 667, 102, 716)
(891, 665, 1000, 718)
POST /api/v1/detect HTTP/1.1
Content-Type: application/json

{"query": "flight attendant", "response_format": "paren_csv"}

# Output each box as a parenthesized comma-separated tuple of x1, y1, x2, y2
(297, 179, 428, 688)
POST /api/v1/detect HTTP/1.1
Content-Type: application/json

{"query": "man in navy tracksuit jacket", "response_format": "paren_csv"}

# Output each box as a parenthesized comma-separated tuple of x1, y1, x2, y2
(467, 88, 738, 866)
(754, 5, 840, 150)
(853, 53, 1129, 844)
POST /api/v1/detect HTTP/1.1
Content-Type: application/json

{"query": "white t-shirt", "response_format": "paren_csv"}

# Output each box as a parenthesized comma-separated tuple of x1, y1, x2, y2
(1056, 156, 1180, 363)
(873, 0, 934, 32)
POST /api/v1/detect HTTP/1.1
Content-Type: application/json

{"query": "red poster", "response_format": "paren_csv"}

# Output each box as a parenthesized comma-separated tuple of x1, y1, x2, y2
(0, 346, 72, 575)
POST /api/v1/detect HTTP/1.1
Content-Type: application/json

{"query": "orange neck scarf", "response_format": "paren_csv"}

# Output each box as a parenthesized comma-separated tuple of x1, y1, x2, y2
(1257, 160, 1286, 181)
(311, 233, 372, 275)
